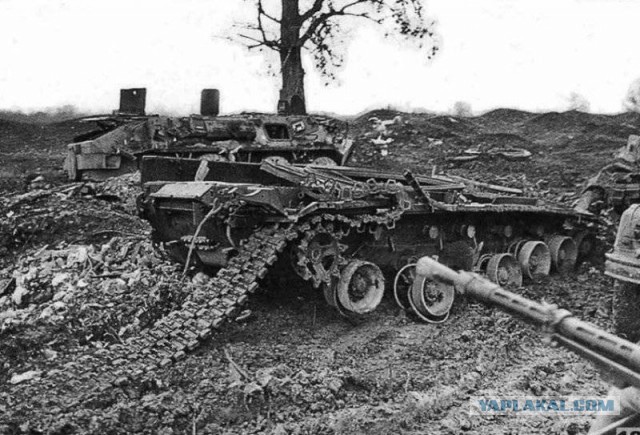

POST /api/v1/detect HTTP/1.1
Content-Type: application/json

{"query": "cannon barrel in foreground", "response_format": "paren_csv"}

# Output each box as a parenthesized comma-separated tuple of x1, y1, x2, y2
(415, 256, 640, 390)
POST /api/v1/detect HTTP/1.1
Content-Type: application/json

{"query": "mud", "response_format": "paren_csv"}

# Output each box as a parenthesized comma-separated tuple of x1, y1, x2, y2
(0, 109, 631, 434)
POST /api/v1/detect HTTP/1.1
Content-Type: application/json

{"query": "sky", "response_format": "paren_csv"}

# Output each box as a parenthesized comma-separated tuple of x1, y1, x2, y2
(0, 0, 639, 115)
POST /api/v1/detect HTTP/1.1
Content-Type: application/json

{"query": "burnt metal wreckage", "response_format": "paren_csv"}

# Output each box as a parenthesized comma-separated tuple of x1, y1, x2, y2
(137, 155, 599, 325)
(576, 134, 640, 215)
(560, 128, 640, 342)
(63, 88, 354, 181)
(573, 133, 640, 343)
(3, 157, 607, 429)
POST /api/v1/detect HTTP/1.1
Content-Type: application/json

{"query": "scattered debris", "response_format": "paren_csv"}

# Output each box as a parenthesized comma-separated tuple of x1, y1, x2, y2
(10, 370, 42, 384)
(0, 107, 632, 434)
(447, 147, 532, 162)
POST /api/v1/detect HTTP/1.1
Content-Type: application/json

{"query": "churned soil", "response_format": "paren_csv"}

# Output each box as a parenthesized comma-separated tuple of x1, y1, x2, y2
(0, 109, 635, 434)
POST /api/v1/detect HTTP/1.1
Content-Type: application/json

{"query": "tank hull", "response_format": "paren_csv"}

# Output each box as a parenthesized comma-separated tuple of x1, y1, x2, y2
(139, 157, 598, 306)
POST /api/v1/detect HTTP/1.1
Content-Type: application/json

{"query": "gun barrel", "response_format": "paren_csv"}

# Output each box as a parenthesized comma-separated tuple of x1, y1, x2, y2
(415, 256, 640, 380)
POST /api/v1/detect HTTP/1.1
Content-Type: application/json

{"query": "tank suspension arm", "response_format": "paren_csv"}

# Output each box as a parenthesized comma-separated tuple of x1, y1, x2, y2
(416, 256, 640, 389)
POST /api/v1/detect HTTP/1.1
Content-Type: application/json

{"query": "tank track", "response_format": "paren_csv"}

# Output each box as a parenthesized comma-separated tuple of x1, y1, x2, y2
(4, 209, 405, 425)
(2, 224, 299, 426)
(292, 211, 408, 287)
(2, 201, 585, 425)
(118, 224, 298, 372)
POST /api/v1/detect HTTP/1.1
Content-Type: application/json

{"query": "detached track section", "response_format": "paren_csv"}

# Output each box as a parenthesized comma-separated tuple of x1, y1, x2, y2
(120, 225, 296, 372)
(2, 225, 297, 428)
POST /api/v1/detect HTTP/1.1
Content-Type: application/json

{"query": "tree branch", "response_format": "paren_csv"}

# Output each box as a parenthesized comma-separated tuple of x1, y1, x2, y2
(238, 33, 280, 50)
(300, 0, 324, 23)
(299, 0, 372, 44)
(258, 0, 280, 23)
(247, 0, 281, 51)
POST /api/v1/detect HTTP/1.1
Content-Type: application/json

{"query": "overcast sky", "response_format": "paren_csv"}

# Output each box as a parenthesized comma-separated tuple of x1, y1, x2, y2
(0, 0, 639, 115)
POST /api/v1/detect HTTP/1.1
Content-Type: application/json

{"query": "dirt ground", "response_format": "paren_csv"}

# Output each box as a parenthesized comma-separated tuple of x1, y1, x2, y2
(1, 109, 638, 434)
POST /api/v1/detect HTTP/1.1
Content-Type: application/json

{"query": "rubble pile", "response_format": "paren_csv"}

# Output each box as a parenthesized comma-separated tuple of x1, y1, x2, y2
(80, 172, 141, 215)
(0, 173, 146, 261)
(0, 109, 632, 434)
(0, 236, 191, 344)
(0, 172, 199, 375)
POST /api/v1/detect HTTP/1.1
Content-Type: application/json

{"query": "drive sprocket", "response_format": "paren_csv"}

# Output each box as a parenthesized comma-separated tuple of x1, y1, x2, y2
(292, 217, 349, 288)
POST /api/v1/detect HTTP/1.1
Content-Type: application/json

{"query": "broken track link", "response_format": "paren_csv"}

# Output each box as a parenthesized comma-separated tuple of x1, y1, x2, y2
(121, 227, 294, 370)
(1, 224, 298, 425)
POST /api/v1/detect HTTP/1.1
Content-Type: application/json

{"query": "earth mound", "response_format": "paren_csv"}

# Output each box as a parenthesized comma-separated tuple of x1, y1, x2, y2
(0, 107, 628, 434)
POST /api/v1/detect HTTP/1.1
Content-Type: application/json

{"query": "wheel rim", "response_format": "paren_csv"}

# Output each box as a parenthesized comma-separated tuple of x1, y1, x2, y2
(393, 263, 416, 310)
(408, 274, 455, 323)
(508, 240, 527, 257)
(336, 260, 385, 314)
(517, 241, 551, 280)
(547, 235, 578, 274)
(487, 253, 522, 287)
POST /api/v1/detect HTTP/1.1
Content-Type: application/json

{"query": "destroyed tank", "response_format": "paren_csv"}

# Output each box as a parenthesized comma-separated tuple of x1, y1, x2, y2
(63, 88, 353, 181)
(575, 134, 640, 215)
(137, 155, 599, 327)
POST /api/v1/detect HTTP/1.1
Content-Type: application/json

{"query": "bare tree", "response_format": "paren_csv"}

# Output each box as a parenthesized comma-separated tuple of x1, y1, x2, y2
(452, 101, 472, 117)
(567, 92, 590, 112)
(625, 78, 640, 112)
(236, 0, 438, 115)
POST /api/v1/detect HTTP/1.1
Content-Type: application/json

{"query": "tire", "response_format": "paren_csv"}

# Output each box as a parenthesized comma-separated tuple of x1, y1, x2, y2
(613, 280, 640, 342)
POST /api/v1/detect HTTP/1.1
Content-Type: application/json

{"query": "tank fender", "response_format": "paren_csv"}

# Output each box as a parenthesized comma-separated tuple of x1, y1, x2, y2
(150, 182, 215, 201)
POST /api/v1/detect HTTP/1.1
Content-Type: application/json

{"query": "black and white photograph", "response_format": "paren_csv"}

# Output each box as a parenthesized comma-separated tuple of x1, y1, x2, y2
(2, 1, 640, 434)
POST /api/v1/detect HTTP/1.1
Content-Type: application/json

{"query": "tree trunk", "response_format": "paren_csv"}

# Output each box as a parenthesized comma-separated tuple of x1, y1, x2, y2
(279, 0, 306, 115)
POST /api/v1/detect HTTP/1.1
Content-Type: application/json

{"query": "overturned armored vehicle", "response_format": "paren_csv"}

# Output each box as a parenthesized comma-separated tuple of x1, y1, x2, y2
(138, 156, 598, 328)
(64, 88, 353, 181)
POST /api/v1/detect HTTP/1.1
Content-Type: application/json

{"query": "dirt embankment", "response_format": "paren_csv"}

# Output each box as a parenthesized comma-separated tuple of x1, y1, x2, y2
(0, 119, 95, 192)
(0, 109, 634, 434)
(350, 109, 640, 204)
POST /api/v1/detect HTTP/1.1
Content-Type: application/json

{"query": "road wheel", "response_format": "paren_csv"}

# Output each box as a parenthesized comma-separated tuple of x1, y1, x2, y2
(613, 280, 640, 342)
(336, 259, 385, 315)
(517, 241, 551, 281)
